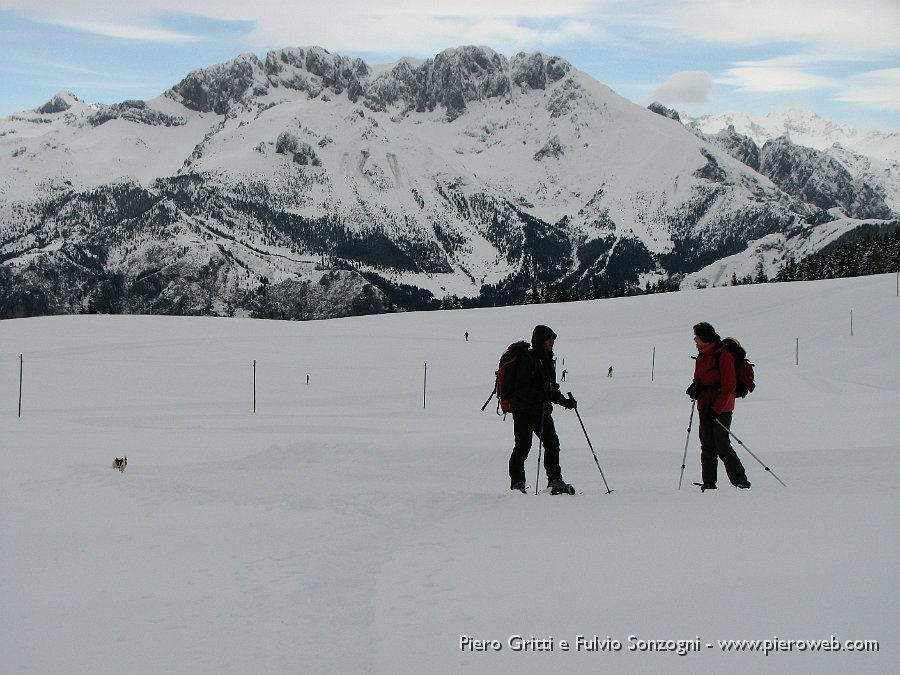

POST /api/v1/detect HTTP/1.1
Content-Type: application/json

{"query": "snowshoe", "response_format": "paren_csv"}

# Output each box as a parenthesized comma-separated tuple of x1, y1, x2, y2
(735, 481, 751, 489)
(510, 482, 527, 494)
(693, 482, 717, 492)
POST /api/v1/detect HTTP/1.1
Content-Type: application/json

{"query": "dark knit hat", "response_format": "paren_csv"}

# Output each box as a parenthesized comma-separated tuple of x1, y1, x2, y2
(532, 324, 557, 350)
(693, 322, 720, 344)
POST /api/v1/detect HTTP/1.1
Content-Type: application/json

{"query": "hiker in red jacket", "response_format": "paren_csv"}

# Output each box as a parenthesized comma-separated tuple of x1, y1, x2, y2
(686, 322, 750, 490)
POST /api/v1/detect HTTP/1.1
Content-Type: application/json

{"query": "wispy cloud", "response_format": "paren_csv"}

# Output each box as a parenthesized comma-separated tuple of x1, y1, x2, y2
(240, 5, 610, 56)
(4, 0, 611, 52)
(42, 17, 201, 43)
(671, 0, 900, 59)
(837, 68, 900, 110)
(3, 56, 104, 77)
(720, 56, 837, 94)
(6, 0, 899, 54)
(8, 1, 898, 61)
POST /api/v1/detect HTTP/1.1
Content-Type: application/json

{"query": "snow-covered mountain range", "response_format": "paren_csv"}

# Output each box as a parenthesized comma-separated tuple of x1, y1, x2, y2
(1, 46, 896, 318)
(677, 109, 899, 288)
(684, 108, 900, 163)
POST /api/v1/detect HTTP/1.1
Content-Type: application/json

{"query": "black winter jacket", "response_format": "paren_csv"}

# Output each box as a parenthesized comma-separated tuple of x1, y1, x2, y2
(508, 347, 569, 412)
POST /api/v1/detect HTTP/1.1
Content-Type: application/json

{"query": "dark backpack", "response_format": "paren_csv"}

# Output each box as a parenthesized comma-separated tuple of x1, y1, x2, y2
(495, 341, 530, 414)
(717, 337, 756, 398)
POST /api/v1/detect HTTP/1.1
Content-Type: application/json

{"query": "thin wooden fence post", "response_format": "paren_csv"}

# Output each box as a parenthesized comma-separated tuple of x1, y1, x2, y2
(18, 354, 23, 418)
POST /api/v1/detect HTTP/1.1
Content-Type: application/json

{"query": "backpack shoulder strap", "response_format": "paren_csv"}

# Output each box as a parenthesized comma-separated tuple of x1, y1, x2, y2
(708, 343, 727, 372)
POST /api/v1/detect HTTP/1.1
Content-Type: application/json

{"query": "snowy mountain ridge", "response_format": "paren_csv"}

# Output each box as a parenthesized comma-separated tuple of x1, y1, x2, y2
(683, 109, 900, 219)
(674, 108, 899, 288)
(683, 108, 900, 162)
(0, 46, 896, 318)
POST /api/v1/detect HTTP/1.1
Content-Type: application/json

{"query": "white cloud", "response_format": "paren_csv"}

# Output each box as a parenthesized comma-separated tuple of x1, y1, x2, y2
(6, 1, 898, 62)
(649, 71, 714, 105)
(43, 17, 200, 43)
(720, 57, 837, 94)
(837, 68, 900, 110)
(240, 5, 608, 56)
(672, 0, 900, 60)
(5, 0, 899, 56)
(1, 1, 615, 53)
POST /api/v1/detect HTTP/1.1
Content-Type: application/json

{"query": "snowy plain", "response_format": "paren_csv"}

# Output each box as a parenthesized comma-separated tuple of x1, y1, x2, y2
(2, 274, 898, 674)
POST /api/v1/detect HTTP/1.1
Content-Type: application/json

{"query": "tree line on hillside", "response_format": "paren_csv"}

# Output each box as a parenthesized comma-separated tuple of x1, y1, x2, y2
(440, 226, 900, 308)
(441, 279, 647, 309)
(772, 227, 900, 283)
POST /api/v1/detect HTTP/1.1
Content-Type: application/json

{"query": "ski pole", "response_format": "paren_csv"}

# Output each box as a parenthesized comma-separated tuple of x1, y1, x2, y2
(715, 418, 787, 486)
(480, 387, 495, 411)
(534, 402, 546, 495)
(678, 400, 696, 490)
(567, 393, 613, 494)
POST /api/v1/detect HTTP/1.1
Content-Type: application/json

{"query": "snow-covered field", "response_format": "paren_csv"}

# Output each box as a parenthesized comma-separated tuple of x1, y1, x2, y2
(2, 275, 898, 674)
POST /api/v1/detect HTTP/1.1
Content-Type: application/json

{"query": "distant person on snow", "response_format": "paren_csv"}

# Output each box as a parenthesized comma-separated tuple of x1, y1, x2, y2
(507, 325, 578, 495)
(608, 366, 613, 377)
(686, 322, 750, 490)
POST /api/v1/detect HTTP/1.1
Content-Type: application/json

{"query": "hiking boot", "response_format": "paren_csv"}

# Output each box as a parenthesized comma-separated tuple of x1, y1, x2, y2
(694, 482, 717, 491)
(548, 478, 575, 495)
(510, 482, 527, 493)
(735, 481, 751, 489)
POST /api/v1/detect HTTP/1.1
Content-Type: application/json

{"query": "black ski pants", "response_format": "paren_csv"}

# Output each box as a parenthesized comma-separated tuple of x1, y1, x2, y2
(509, 406, 562, 487)
(698, 409, 748, 486)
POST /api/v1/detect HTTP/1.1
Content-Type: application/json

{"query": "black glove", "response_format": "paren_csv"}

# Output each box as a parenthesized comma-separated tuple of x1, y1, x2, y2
(563, 395, 577, 410)
(685, 381, 701, 400)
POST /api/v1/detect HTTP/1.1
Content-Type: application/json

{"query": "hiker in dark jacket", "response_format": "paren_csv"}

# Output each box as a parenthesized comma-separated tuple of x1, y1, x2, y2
(508, 325, 577, 494)
(687, 322, 750, 490)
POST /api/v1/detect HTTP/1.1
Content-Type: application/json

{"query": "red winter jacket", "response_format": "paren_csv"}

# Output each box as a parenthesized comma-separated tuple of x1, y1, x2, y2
(693, 342, 736, 414)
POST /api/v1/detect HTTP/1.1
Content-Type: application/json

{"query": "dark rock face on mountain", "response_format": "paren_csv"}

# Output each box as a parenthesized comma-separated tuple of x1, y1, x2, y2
(758, 138, 891, 220)
(36, 95, 73, 114)
(168, 46, 570, 122)
(705, 125, 761, 172)
(170, 54, 266, 115)
(648, 102, 681, 123)
(87, 100, 186, 127)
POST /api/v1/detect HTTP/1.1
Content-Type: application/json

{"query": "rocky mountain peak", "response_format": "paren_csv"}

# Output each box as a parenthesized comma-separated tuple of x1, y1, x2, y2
(647, 101, 681, 122)
(163, 45, 573, 120)
(166, 53, 267, 114)
(34, 92, 85, 115)
(266, 46, 369, 102)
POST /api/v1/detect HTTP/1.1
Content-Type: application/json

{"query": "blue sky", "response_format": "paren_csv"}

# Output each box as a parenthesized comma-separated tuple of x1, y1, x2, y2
(1, 0, 898, 131)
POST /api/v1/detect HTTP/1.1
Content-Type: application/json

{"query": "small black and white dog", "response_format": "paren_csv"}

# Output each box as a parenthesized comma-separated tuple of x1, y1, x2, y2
(112, 456, 127, 472)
